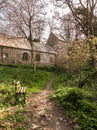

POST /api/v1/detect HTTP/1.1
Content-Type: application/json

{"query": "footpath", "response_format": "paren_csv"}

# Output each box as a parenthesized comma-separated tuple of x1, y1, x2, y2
(27, 75, 73, 130)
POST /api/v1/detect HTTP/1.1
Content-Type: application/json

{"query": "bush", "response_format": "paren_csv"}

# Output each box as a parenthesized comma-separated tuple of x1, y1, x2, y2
(53, 87, 86, 104)
(53, 87, 97, 129)
(63, 88, 86, 105)
(77, 100, 97, 114)
(78, 113, 97, 130)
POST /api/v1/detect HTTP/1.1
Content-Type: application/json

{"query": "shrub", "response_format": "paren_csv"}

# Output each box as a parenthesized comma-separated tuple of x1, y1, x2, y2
(53, 87, 86, 104)
(53, 87, 97, 129)
(63, 88, 86, 105)
(78, 114, 97, 130)
(77, 100, 97, 114)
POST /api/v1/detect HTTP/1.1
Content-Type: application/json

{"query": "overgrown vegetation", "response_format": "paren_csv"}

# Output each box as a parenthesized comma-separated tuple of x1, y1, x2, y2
(52, 36, 97, 129)
(0, 108, 32, 130)
(0, 64, 52, 129)
(1, 59, 97, 129)
(53, 87, 97, 129)
(53, 67, 97, 130)
(0, 64, 52, 109)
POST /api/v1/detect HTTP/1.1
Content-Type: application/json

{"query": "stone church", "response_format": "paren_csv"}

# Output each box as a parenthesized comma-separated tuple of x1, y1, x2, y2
(0, 32, 67, 66)
(46, 32, 68, 66)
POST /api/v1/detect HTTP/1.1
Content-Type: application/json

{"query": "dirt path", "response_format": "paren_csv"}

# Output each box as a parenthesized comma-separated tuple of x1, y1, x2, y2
(27, 75, 73, 130)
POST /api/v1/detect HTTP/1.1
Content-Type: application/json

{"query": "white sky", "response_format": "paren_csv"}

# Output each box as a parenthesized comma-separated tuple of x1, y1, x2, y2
(42, 1, 70, 42)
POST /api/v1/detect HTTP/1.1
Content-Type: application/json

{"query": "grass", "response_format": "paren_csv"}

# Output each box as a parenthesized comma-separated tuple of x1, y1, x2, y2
(1, 64, 97, 129)
(0, 65, 52, 110)
(0, 108, 32, 130)
(0, 64, 53, 129)
(53, 70, 69, 90)
(53, 70, 97, 130)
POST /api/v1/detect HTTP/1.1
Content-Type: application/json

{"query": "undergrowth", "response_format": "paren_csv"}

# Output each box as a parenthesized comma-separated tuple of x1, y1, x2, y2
(53, 70, 97, 130)
(0, 108, 32, 130)
(0, 65, 52, 110)
(0, 64, 52, 129)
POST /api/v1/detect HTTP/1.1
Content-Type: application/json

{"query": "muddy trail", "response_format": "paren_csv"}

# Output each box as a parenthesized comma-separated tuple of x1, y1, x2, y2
(26, 75, 73, 130)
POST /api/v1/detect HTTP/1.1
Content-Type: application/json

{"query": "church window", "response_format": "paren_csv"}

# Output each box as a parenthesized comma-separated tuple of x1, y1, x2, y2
(35, 54, 40, 62)
(4, 53, 9, 58)
(50, 57, 53, 62)
(5, 53, 8, 58)
(22, 52, 28, 61)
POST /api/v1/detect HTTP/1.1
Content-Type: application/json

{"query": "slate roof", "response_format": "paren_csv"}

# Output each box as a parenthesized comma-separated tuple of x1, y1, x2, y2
(53, 33, 65, 42)
(0, 34, 56, 54)
(0, 35, 31, 50)
(33, 42, 56, 54)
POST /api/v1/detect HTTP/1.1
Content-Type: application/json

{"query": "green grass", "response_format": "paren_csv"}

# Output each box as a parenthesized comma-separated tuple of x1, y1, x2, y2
(1, 64, 97, 129)
(53, 71, 69, 90)
(0, 108, 31, 130)
(0, 65, 52, 110)
(0, 64, 53, 129)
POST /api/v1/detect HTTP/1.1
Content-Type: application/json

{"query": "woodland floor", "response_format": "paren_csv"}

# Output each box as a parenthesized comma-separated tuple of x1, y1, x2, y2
(26, 75, 73, 130)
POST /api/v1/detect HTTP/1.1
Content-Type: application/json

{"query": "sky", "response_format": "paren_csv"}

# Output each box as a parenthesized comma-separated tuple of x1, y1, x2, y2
(41, 0, 70, 42)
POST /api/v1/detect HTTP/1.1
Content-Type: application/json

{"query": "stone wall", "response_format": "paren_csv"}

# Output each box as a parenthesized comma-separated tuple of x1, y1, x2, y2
(0, 46, 32, 65)
(34, 51, 55, 66)
(0, 46, 56, 66)
(46, 33, 68, 67)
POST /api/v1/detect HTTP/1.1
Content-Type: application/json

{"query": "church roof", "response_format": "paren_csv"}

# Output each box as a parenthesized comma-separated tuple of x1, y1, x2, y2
(33, 42, 56, 54)
(0, 34, 56, 54)
(46, 32, 66, 47)
(0, 34, 31, 50)
(52, 33, 65, 42)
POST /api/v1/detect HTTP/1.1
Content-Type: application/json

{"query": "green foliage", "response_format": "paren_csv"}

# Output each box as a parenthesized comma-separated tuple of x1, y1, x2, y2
(0, 109, 31, 130)
(0, 65, 52, 110)
(53, 87, 86, 104)
(53, 71, 69, 90)
(0, 64, 54, 129)
(53, 87, 97, 129)
(77, 100, 97, 114)
(63, 88, 86, 105)
(0, 64, 53, 129)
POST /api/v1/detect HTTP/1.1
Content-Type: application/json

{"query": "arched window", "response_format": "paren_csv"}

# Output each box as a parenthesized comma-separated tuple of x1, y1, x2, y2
(35, 54, 40, 62)
(50, 57, 53, 62)
(22, 52, 28, 61)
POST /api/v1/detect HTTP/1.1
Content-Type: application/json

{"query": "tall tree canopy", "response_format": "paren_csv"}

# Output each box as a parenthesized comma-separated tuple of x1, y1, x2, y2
(54, 0, 97, 36)
(2, 0, 46, 42)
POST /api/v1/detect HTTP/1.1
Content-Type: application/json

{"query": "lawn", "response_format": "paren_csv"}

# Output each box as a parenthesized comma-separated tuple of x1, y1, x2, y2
(0, 64, 52, 110)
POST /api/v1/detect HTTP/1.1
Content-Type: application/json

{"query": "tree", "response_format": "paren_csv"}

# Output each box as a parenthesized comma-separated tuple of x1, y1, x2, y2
(93, 16, 97, 37)
(74, 6, 97, 37)
(54, 0, 97, 36)
(62, 13, 74, 40)
(3, 0, 46, 64)
(56, 40, 90, 73)
(60, 13, 83, 40)
(0, 0, 6, 9)
(0, 0, 7, 33)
